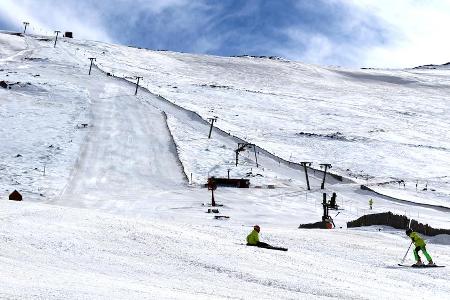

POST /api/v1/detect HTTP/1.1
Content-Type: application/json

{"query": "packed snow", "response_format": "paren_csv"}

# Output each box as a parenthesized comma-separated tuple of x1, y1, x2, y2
(63, 38, 450, 207)
(0, 32, 449, 299)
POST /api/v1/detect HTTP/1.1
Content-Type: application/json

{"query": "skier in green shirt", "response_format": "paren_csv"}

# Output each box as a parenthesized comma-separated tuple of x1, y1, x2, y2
(247, 225, 260, 244)
(406, 229, 434, 266)
(246, 225, 287, 251)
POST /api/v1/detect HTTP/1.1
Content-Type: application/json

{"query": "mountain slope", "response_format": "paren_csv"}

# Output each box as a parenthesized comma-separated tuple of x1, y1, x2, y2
(0, 32, 449, 299)
(63, 38, 450, 207)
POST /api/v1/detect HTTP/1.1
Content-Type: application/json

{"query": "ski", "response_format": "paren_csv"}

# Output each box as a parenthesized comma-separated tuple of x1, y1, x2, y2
(257, 245, 288, 251)
(398, 264, 445, 268)
(243, 244, 288, 251)
(268, 247, 288, 251)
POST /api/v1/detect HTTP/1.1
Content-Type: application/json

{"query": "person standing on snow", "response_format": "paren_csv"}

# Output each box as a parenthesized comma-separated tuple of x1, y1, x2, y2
(369, 198, 373, 210)
(406, 229, 434, 266)
(329, 192, 337, 208)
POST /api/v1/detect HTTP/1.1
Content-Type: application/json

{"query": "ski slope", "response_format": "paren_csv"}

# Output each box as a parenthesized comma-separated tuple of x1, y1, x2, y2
(0, 32, 449, 299)
(58, 72, 187, 210)
(63, 38, 450, 208)
(1, 200, 450, 299)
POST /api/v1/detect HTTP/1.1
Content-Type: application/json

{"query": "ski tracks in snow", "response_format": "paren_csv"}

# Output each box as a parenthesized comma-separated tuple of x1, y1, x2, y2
(60, 72, 187, 209)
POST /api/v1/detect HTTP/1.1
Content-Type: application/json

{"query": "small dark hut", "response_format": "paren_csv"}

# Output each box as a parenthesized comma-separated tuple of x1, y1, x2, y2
(9, 190, 22, 201)
(207, 177, 250, 188)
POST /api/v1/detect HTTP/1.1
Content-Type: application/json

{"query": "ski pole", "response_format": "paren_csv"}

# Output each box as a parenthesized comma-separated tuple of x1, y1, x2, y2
(401, 241, 413, 264)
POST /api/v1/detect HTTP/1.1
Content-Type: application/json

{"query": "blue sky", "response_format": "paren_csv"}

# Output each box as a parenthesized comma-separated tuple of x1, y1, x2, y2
(1, 0, 450, 68)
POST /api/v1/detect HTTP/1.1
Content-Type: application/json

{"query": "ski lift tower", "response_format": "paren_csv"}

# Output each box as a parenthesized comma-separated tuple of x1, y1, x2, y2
(54, 30, 61, 48)
(319, 163, 332, 189)
(23, 22, 29, 34)
(235, 142, 259, 168)
(134, 76, 143, 95)
(88, 58, 96, 75)
(300, 161, 312, 190)
(207, 116, 218, 139)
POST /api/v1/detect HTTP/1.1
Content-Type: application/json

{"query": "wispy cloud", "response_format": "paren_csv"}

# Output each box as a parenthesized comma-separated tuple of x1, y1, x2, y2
(272, 1, 391, 67)
(1, 0, 449, 68)
(0, 0, 112, 41)
(0, 0, 193, 41)
(349, 0, 450, 67)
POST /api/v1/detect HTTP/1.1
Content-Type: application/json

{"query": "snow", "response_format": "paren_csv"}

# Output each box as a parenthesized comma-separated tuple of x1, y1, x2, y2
(0, 33, 27, 60)
(56, 77, 187, 210)
(0, 32, 449, 299)
(1, 201, 449, 299)
(0, 37, 89, 201)
(60, 38, 450, 209)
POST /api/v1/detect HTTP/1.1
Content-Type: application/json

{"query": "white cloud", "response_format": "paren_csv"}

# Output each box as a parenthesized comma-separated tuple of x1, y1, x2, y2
(278, 29, 334, 65)
(0, 0, 191, 42)
(276, 0, 450, 68)
(349, 0, 450, 67)
(2, 0, 449, 68)
(275, 3, 381, 67)
(131, 0, 190, 13)
(0, 0, 112, 41)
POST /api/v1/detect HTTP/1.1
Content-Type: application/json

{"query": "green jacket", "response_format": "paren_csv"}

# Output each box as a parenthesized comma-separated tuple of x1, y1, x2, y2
(246, 230, 259, 245)
(409, 232, 426, 247)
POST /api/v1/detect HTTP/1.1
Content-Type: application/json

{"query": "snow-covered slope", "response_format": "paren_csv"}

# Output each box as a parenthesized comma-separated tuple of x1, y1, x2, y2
(0, 32, 449, 299)
(1, 200, 450, 299)
(62, 38, 450, 207)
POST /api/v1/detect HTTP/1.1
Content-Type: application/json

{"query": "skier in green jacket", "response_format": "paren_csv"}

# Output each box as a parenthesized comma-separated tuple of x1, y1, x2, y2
(406, 229, 434, 266)
(247, 225, 268, 247)
(246, 225, 287, 251)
